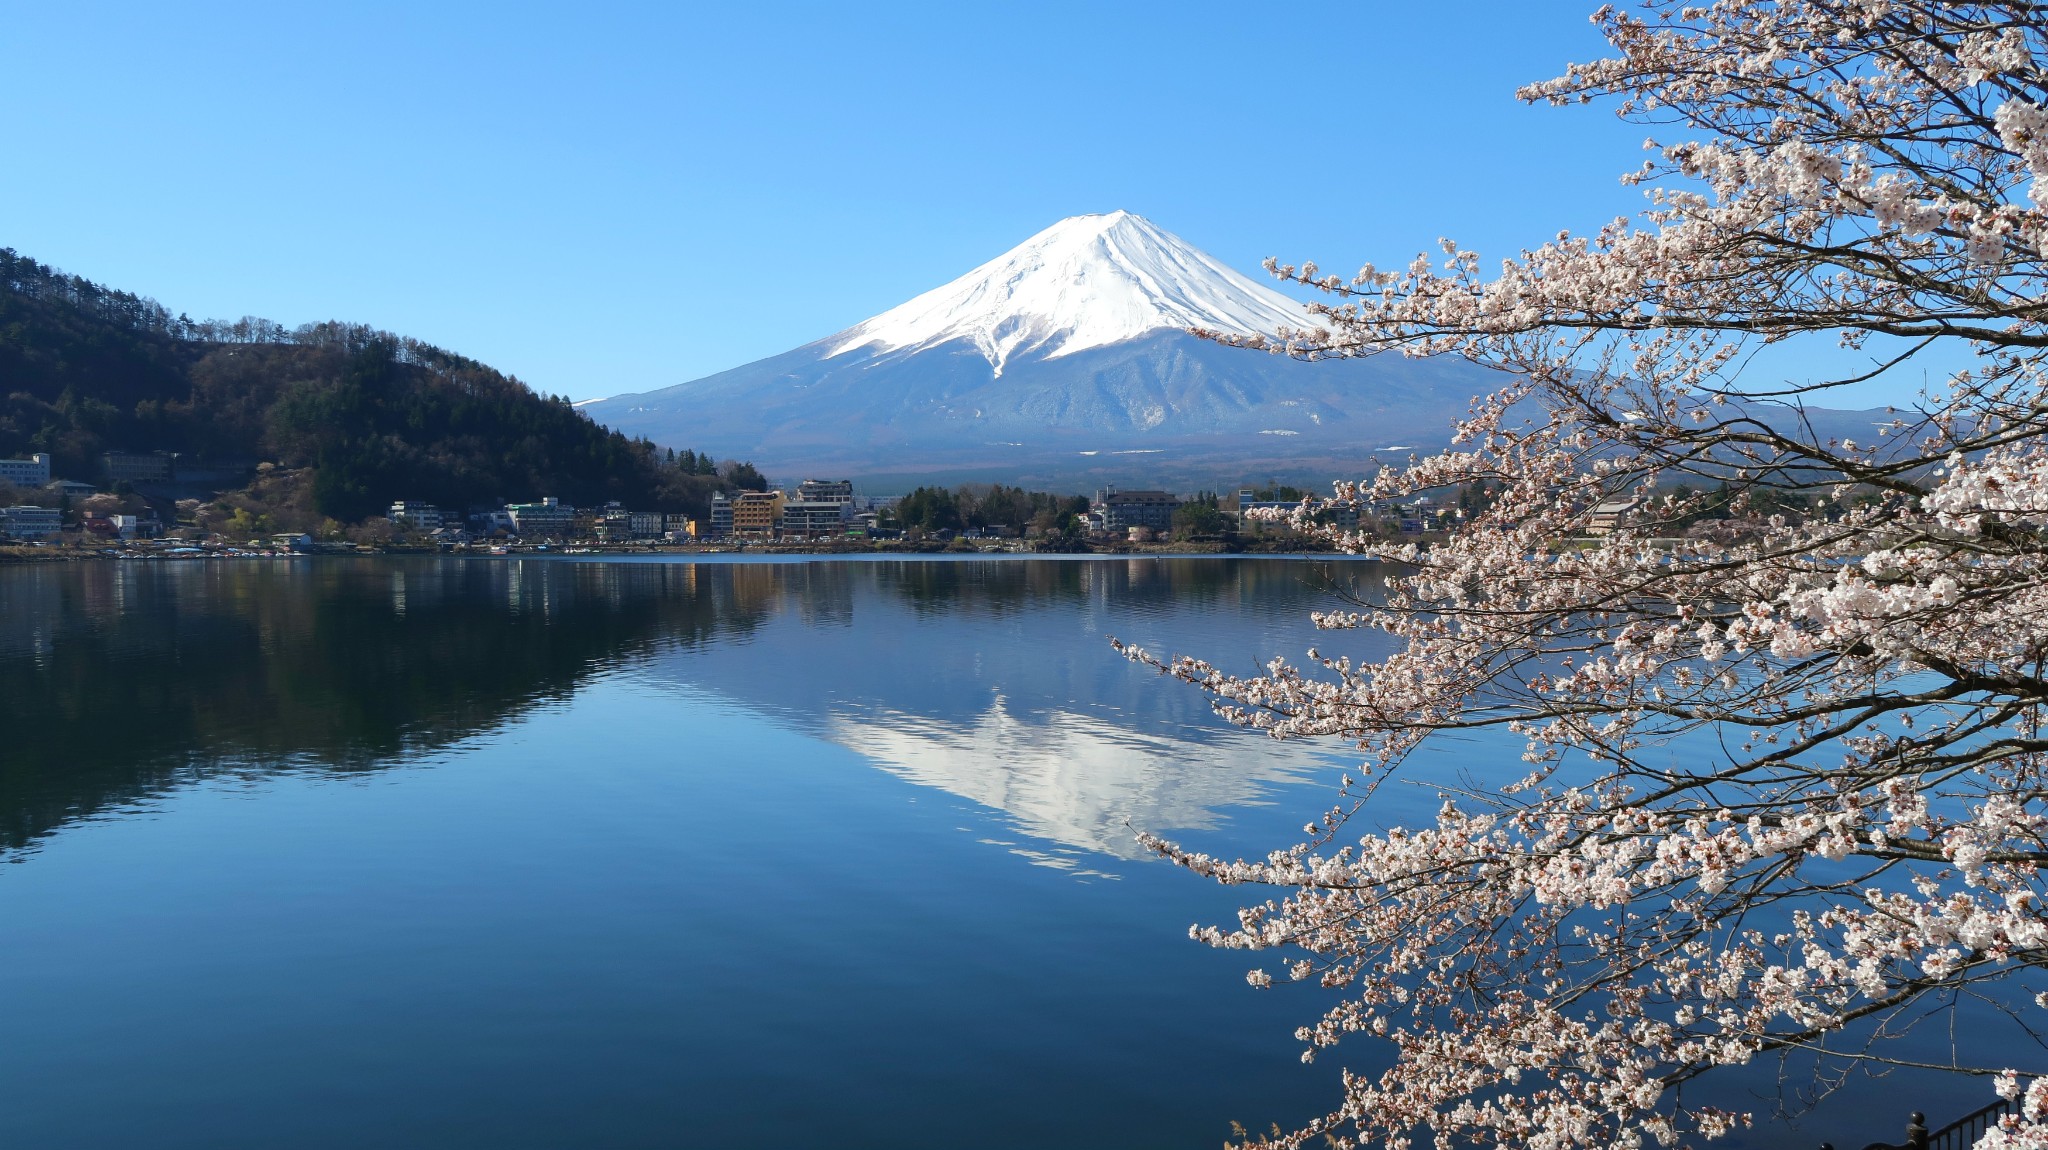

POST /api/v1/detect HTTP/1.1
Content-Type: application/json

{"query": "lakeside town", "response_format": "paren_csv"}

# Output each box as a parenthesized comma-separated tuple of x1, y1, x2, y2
(0, 447, 1479, 558)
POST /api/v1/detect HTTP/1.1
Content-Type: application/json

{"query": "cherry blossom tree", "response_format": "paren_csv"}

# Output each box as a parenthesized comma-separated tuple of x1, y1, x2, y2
(1122, 4, 2048, 1147)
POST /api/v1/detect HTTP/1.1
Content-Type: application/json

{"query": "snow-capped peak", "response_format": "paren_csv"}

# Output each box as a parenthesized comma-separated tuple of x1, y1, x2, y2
(827, 211, 1312, 376)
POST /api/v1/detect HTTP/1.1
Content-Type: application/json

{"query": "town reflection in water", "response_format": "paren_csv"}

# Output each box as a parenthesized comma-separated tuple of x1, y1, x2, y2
(0, 555, 1384, 862)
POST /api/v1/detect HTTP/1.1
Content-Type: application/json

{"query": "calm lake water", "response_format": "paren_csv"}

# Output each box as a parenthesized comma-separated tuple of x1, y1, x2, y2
(0, 555, 2005, 1148)
(0, 555, 1387, 1149)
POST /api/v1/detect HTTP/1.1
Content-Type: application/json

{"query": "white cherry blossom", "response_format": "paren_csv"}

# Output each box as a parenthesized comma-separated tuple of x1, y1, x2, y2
(1134, 4, 2048, 1147)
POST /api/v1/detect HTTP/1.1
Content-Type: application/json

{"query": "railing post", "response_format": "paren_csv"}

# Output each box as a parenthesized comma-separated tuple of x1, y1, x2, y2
(1906, 1111, 1928, 1150)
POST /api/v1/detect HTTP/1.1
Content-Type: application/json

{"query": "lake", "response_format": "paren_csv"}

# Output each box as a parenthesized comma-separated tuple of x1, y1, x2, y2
(0, 555, 2002, 1149)
(0, 555, 1396, 1149)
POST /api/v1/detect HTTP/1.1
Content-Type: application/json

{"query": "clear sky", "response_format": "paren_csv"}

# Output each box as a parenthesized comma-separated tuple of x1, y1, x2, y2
(7, 1, 1769, 404)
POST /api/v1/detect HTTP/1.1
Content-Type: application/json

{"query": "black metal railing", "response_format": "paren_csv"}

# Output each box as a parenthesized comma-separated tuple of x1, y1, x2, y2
(1926, 1098, 2019, 1150)
(1821, 1098, 2022, 1150)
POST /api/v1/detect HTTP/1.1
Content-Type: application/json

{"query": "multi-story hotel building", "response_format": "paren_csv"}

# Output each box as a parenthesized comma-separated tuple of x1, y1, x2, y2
(505, 498, 575, 537)
(0, 453, 52, 488)
(730, 491, 784, 537)
(0, 505, 63, 540)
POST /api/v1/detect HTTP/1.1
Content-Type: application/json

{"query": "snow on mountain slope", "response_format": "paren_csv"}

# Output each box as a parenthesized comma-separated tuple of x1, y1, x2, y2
(826, 211, 1315, 375)
(583, 210, 1506, 483)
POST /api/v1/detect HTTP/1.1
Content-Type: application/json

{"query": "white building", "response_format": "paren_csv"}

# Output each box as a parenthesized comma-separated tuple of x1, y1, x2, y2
(108, 514, 161, 540)
(0, 453, 52, 488)
(796, 478, 854, 505)
(388, 501, 444, 532)
(0, 505, 62, 540)
(505, 498, 574, 537)
(471, 510, 516, 536)
(708, 492, 734, 537)
(781, 499, 849, 538)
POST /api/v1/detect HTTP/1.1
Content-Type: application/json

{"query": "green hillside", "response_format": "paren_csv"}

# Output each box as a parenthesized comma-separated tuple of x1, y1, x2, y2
(0, 248, 725, 522)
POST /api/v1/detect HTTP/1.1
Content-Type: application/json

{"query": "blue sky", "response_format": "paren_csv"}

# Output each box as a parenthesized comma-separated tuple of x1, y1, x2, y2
(9, 2, 1727, 403)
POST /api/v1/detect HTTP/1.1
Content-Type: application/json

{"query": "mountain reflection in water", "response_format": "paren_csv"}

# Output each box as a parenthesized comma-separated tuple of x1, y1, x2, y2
(0, 555, 1382, 862)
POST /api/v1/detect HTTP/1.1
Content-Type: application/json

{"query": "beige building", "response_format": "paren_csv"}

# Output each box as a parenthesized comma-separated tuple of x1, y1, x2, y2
(1095, 489, 1179, 533)
(1587, 498, 1642, 536)
(731, 491, 784, 536)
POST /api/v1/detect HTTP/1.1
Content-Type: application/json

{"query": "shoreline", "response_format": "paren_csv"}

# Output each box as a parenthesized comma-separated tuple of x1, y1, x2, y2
(0, 539, 1354, 564)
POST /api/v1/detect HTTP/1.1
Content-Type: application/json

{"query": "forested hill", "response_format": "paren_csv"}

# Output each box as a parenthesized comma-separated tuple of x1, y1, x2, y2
(0, 248, 723, 520)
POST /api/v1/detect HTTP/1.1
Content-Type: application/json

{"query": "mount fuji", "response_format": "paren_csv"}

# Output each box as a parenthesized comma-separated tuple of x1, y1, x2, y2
(585, 211, 1498, 486)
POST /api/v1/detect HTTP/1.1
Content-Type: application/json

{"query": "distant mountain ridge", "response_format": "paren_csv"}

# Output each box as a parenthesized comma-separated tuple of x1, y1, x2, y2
(590, 212, 1906, 488)
(586, 213, 1515, 485)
